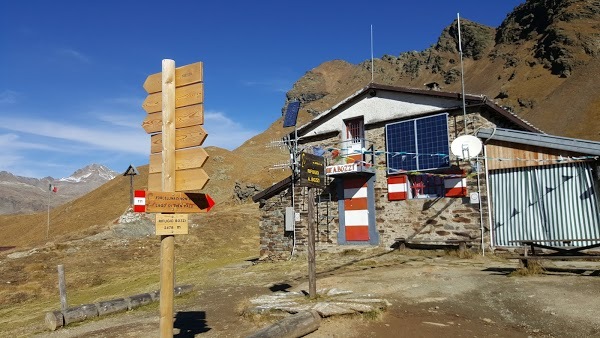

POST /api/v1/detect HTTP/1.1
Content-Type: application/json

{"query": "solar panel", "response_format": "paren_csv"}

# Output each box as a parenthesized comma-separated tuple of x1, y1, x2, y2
(385, 113, 450, 173)
(283, 101, 300, 127)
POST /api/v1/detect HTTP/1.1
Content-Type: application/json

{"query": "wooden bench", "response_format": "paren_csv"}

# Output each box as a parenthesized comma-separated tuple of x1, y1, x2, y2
(508, 239, 600, 268)
(394, 238, 473, 253)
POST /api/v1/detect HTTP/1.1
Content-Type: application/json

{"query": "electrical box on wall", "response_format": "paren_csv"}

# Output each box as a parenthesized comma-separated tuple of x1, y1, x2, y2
(285, 207, 295, 231)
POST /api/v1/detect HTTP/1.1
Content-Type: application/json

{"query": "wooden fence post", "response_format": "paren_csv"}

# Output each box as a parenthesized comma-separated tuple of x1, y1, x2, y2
(57, 265, 67, 311)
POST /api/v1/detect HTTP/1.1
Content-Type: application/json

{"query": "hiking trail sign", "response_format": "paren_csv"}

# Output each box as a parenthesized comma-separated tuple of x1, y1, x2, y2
(140, 59, 212, 338)
(142, 61, 210, 192)
(133, 190, 215, 213)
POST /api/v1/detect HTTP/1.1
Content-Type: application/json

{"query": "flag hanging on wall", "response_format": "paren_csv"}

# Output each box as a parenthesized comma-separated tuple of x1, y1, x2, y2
(49, 184, 58, 193)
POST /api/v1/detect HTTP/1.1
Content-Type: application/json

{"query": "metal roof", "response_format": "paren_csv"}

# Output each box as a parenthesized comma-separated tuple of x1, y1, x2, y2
(477, 128, 600, 156)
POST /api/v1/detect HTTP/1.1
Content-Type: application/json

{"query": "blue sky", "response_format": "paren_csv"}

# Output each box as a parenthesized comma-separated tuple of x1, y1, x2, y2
(0, 0, 523, 179)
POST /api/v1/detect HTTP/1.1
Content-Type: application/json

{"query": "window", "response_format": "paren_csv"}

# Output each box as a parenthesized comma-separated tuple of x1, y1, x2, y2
(408, 175, 445, 198)
(345, 118, 363, 144)
(385, 113, 450, 173)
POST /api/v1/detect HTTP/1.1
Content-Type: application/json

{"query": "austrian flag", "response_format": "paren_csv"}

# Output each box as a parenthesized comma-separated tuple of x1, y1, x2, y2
(49, 184, 58, 193)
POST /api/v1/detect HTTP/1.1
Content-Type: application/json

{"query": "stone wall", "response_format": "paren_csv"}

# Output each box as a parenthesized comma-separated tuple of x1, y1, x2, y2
(258, 190, 294, 260)
(258, 107, 497, 258)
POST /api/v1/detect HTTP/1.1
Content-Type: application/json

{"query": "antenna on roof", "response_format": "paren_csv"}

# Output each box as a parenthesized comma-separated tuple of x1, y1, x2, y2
(371, 24, 374, 83)
(457, 13, 468, 135)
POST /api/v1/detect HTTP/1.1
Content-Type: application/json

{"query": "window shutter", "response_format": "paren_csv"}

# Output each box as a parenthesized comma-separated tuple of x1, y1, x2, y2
(388, 175, 409, 200)
(444, 177, 467, 197)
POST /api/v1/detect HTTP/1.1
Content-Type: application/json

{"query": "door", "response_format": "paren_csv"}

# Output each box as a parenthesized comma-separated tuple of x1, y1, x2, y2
(338, 175, 379, 244)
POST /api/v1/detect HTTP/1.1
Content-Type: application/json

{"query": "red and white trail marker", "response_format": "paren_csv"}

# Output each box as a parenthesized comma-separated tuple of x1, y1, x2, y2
(133, 190, 146, 212)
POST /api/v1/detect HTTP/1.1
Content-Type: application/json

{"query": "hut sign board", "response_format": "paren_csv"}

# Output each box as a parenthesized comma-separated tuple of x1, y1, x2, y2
(155, 213, 188, 235)
(299, 152, 325, 188)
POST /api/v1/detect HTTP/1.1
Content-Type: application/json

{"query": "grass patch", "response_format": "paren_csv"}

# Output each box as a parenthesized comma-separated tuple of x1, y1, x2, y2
(361, 309, 383, 321)
(445, 249, 475, 259)
(509, 260, 546, 276)
(340, 249, 362, 256)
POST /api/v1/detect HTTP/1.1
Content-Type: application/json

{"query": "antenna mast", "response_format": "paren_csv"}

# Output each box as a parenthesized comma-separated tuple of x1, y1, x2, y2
(457, 13, 468, 134)
(371, 24, 374, 83)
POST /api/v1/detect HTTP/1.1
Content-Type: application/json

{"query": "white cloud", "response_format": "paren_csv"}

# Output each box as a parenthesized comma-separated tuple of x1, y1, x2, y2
(96, 113, 143, 129)
(203, 111, 259, 150)
(0, 116, 147, 155)
(56, 48, 91, 63)
(0, 133, 57, 151)
(0, 90, 19, 104)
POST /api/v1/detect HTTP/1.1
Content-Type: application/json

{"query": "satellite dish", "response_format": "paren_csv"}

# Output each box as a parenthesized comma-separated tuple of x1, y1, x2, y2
(451, 135, 482, 159)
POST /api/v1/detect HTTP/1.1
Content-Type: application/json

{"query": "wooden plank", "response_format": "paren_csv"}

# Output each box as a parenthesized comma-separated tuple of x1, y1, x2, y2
(148, 168, 210, 192)
(155, 214, 188, 235)
(142, 83, 203, 113)
(149, 147, 209, 173)
(144, 191, 212, 213)
(143, 62, 203, 94)
(142, 104, 204, 134)
(150, 125, 208, 154)
(148, 192, 210, 213)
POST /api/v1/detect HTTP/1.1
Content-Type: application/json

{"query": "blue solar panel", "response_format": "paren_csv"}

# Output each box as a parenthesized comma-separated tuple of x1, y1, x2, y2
(283, 101, 300, 127)
(386, 113, 450, 173)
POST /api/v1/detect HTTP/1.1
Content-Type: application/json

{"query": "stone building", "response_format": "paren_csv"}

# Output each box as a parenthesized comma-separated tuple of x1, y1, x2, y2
(253, 83, 600, 259)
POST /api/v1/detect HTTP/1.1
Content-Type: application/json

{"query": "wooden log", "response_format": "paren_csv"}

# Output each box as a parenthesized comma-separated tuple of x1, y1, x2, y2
(174, 284, 193, 296)
(96, 298, 129, 316)
(45, 310, 64, 331)
(149, 289, 160, 301)
(62, 304, 99, 325)
(127, 293, 153, 310)
(246, 310, 321, 338)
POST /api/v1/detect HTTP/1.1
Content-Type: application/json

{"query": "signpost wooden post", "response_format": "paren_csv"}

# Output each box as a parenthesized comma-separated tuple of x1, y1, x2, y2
(159, 59, 176, 338)
(141, 59, 209, 337)
(298, 152, 324, 299)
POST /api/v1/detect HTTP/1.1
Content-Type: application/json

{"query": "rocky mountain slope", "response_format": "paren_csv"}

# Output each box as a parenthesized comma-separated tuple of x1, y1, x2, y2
(0, 164, 118, 215)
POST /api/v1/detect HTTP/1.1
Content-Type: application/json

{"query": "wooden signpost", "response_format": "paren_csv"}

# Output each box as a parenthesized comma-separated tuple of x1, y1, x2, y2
(155, 214, 189, 235)
(297, 152, 324, 299)
(141, 59, 210, 337)
(134, 190, 215, 213)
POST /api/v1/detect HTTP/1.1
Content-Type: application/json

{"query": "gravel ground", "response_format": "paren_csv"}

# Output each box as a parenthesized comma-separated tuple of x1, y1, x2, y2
(31, 250, 600, 338)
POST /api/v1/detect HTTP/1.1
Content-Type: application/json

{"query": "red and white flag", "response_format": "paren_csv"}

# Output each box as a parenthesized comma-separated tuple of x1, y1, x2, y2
(49, 184, 58, 193)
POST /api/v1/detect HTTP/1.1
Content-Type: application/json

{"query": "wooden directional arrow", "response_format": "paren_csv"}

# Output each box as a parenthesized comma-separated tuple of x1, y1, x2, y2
(149, 147, 209, 173)
(134, 190, 215, 213)
(143, 62, 203, 94)
(142, 83, 204, 114)
(142, 104, 204, 134)
(148, 168, 210, 192)
(150, 125, 208, 154)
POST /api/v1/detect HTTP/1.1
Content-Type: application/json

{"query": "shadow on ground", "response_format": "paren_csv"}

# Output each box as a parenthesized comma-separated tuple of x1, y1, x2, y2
(174, 311, 210, 337)
(483, 266, 600, 276)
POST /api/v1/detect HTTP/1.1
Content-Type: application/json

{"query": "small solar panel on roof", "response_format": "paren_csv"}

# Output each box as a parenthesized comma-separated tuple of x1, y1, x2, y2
(283, 101, 300, 128)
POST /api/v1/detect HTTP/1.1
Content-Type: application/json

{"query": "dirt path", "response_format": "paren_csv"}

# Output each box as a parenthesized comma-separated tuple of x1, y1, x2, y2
(31, 251, 600, 338)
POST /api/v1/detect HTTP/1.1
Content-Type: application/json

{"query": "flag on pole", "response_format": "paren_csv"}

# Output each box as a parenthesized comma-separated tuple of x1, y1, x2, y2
(49, 184, 58, 193)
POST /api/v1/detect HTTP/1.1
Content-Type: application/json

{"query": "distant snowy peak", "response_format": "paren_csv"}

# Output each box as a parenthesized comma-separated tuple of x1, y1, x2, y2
(60, 164, 118, 183)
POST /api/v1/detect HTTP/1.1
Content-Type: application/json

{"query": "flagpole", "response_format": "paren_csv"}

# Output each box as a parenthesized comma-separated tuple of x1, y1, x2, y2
(47, 190, 50, 240)
(457, 13, 468, 134)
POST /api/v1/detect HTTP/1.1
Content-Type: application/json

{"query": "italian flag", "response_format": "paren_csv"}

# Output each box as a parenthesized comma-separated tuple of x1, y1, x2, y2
(49, 184, 58, 193)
